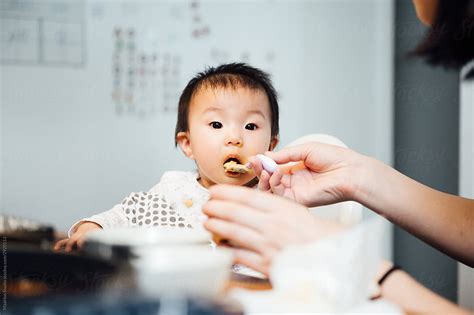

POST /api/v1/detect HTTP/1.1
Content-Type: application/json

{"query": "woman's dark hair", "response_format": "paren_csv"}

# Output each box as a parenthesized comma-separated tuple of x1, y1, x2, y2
(174, 63, 279, 145)
(413, 0, 474, 79)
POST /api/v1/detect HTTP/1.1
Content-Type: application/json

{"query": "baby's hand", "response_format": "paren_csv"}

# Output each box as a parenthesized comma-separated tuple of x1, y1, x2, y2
(53, 222, 102, 252)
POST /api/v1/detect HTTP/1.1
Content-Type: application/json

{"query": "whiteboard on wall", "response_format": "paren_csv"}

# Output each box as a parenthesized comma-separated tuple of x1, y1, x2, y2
(1, 0, 394, 258)
(0, 1, 85, 66)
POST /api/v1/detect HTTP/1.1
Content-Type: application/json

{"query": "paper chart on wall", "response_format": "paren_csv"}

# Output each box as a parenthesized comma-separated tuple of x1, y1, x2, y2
(104, 0, 277, 117)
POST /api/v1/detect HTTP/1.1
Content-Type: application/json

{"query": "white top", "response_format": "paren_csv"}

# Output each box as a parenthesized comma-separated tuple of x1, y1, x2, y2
(69, 169, 263, 277)
(458, 60, 474, 311)
(68, 171, 210, 237)
(460, 60, 474, 199)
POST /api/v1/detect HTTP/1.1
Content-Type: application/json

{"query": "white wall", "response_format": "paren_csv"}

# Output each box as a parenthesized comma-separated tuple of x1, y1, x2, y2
(1, 0, 394, 259)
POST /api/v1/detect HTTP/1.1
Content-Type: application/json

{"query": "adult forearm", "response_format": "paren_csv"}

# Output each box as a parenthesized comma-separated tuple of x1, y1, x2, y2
(356, 156, 474, 266)
(381, 269, 468, 314)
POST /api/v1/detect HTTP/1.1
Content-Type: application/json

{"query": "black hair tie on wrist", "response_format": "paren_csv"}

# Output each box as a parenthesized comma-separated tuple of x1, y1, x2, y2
(370, 265, 402, 300)
(378, 265, 401, 286)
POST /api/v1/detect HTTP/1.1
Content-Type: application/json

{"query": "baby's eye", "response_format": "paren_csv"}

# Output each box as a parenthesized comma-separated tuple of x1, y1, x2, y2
(245, 123, 258, 130)
(210, 121, 223, 129)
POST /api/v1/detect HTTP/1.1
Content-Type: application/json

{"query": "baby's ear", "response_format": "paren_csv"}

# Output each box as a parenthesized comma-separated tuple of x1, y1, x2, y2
(176, 131, 194, 159)
(268, 136, 279, 151)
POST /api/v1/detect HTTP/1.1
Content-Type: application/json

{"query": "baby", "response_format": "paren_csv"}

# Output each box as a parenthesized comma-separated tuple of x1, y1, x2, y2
(55, 63, 279, 251)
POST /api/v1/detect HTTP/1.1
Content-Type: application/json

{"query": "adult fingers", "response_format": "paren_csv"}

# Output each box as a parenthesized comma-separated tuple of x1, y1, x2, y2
(257, 170, 271, 191)
(267, 142, 347, 172)
(209, 185, 299, 213)
(265, 143, 314, 164)
(247, 156, 264, 178)
(203, 199, 266, 231)
(204, 199, 295, 262)
(203, 218, 267, 254)
(232, 248, 272, 277)
(268, 167, 285, 195)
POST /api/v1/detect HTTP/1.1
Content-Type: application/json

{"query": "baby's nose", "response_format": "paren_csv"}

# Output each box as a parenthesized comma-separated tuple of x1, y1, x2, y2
(226, 136, 243, 147)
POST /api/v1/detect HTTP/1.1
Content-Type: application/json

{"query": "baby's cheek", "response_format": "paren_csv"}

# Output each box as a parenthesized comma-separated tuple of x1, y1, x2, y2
(252, 143, 271, 155)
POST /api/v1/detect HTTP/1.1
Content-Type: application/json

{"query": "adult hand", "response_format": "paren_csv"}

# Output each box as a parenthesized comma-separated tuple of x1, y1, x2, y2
(53, 221, 102, 252)
(248, 142, 373, 208)
(203, 184, 344, 276)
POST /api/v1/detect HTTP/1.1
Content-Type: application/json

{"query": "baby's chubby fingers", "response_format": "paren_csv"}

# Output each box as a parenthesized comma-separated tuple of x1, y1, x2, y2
(64, 235, 82, 252)
(76, 235, 88, 250)
(53, 239, 69, 251)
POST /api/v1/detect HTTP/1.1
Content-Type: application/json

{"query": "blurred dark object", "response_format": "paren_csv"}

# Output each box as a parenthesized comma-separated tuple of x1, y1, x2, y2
(2, 216, 245, 313)
(82, 236, 136, 262)
(1, 214, 125, 298)
(412, 0, 474, 79)
(7, 243, 124, 297)
(0, 214, 54, 248)
(4, 292, 243, 315)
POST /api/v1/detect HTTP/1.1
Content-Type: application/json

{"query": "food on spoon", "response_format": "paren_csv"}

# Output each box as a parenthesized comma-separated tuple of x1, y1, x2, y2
(223, 160, 249, 173)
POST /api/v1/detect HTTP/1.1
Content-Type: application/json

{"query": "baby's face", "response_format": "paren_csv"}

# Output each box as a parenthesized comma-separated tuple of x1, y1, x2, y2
(178, 86, 277, 188)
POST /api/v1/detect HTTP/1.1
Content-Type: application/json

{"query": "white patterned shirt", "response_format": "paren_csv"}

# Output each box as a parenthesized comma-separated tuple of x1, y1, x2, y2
(68, 171, 209, 236)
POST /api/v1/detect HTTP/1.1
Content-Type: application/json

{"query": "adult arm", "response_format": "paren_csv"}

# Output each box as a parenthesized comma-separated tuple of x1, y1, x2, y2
(250, 143, 474, 266)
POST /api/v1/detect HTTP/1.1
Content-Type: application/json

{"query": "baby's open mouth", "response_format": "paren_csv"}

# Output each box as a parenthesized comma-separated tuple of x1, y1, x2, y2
(223, 157, 249, 174)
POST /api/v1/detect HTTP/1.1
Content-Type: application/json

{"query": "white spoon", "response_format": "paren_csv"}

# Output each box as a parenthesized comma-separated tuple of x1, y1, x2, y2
(256, 154, 278, 173)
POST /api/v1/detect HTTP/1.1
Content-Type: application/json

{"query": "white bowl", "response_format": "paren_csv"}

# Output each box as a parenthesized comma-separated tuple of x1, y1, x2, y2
(131, 246, 233, 298)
